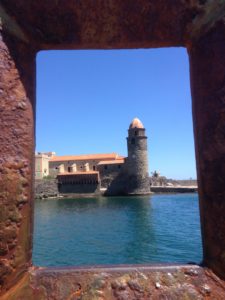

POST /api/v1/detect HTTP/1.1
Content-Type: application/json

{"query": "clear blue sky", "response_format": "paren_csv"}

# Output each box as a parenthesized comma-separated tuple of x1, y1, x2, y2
(36, 48, 196, 179)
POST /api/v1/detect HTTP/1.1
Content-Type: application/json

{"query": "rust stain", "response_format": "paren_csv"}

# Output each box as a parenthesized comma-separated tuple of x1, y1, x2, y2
(1, 273, 30, 300)
(0, 0, 225, 299)
(19, 265, 224, 300)
(66, 283, 82, 300)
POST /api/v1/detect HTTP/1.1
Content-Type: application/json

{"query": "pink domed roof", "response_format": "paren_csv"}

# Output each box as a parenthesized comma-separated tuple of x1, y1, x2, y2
(129, 118, 144, 129)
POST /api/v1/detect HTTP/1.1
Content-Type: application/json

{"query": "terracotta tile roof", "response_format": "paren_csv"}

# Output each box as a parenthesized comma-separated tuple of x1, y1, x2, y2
(57, 171, 99, 176)
(97, 159, 125, 165)
(50, 153, 121, 162)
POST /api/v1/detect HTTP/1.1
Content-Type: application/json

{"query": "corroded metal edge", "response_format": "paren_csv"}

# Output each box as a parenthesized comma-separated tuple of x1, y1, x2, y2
(3, 264, 224, 300)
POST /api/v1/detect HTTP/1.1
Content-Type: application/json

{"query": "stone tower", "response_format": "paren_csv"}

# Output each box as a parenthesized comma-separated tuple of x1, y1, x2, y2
(125, 118, 151, 194)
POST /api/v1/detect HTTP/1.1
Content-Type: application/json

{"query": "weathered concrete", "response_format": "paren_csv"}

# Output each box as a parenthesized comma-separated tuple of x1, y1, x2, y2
(0, 0, 225, 298)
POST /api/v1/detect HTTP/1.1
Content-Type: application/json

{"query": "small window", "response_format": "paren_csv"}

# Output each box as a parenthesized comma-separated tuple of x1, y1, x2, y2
(118, 165, 121, 169)
(131, 138, 135, 144)
(104, 165, 108, 170)
(93, 166, 96, 171)
(134, 131, 137, 136)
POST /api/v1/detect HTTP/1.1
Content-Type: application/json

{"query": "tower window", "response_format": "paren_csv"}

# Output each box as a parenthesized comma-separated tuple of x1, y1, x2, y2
(104, 165, 108, 170)
(134, 131, 137, 136)
(93, 166, 96, 171)
(131, 138, 135, 144)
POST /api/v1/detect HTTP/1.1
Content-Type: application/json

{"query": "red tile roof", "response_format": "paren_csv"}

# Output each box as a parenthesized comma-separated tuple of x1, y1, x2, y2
(50, 153, 122, 162)
(98, 159, 125, 165)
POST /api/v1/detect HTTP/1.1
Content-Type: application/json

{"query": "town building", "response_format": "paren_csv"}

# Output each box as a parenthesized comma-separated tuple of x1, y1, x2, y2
(49, 153, 125, 177)
(35, 152, 56, 179)
(35, 118, 151, 195)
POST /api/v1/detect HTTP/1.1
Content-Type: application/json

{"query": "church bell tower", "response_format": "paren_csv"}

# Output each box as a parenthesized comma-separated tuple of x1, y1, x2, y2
(126, 117, 150, 194)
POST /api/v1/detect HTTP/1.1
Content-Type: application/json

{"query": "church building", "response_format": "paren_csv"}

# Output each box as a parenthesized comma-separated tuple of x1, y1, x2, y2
(35, 118, 151, 195)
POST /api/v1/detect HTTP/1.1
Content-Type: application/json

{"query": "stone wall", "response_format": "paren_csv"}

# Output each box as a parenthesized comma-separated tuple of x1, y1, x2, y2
(104, 173, 128, 196)
(35, 179, 59, 199)
(103, 173, 150, 196)
(97, 163, 123, 176)
(98, 163, 124, 188)
(127, 134, 149, 177)
(126, 127, 150, 194)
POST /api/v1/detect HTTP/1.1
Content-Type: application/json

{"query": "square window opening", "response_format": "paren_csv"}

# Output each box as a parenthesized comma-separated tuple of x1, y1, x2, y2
(33, 48, 202, 267)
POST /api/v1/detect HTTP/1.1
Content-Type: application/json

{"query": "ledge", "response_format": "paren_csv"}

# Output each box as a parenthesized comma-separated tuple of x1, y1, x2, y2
(3, 264, 225, 299)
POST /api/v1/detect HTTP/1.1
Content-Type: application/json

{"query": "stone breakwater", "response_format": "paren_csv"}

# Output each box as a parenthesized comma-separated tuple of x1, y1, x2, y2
(151, 186, 198, 193)
(35, 179, 197, 199)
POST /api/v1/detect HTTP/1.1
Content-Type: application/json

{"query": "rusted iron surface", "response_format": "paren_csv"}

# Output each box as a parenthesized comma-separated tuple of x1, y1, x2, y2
(0, 0, 225, 298)
(2, 265, 225, 300)
(0, 30, 35, 294)
(0, 0, 225, 49)
(189, 20, 225, 279)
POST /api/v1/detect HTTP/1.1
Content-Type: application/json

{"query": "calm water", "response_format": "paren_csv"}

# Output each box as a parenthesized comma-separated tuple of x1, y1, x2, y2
(33, 194, 203, 266)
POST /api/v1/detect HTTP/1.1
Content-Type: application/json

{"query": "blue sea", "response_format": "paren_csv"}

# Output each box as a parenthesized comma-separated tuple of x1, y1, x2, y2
(33, 193, 202, 266)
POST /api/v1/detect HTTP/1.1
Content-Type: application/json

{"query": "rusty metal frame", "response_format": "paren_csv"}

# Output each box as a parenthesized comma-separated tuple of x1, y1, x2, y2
(0, 1, 225, 298)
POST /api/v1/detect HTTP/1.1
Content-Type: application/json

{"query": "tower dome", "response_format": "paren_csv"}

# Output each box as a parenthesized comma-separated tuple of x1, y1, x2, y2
(129, 117, 144, 129)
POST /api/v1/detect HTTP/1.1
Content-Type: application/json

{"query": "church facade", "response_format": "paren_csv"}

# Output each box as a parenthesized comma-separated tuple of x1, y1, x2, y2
(36, 118, 151, 195)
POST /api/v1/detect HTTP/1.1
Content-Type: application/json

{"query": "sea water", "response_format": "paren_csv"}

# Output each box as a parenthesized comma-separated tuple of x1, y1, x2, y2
(33, 193, 202, 266)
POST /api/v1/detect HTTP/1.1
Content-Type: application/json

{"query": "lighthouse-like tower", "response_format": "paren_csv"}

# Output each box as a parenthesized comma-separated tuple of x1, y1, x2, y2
(126, 117, 151, 194)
